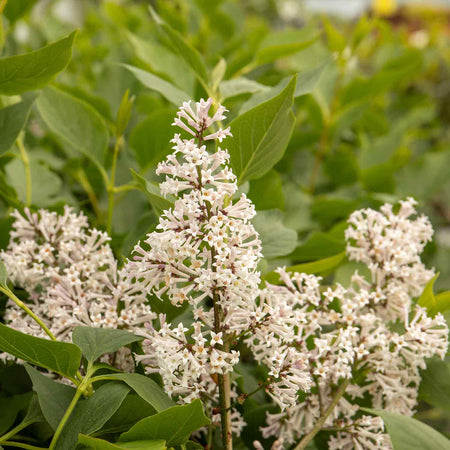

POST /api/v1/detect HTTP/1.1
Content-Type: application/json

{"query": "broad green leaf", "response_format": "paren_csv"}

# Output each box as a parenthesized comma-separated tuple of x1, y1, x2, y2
(263, 252, 346, 285)
(100, 395, 156, 435)
(362, 408, 450, 450)
(4, 0, 37, 24)
(418, 273, 440, 316)
(119, 399, 210, 446)
(255, 36, 318, 65)
(72, 327, 143, 364)
(36, 86, 109, 164)
(149, 6, 208, 86)
(252, 210, 297, 259)
(239, 65, 325, 115)
(227, 76, 296, 184)
(311, 196, 360, 229)
(127, 32, 195, 95)
(79, 435, 166, 450)
(294, 62, 328, 97)
(0, 393, 31, 435)
(248, 169, 284, 210)
(22, 393, 45, 424)
(322, 17, 346, 52)
(419, 357, 450, 412)
(25, 364, 76, 430)
(123, 64, 190, 107)
(0, 31, 77, 95)
(396, 152, 450, 201)
(0, 261, 7, 286)
(211, 58, 226, 91)
(0, 95, 36, 153)
(359, 108, 432, 170)
(289, 232, 346, 262)
(97, 373, 174, 412)
(54, 383, 130, 450)
(0, 324, 81, 378)
(436, 291, 450, 314)
(219, 78, 268, 100)
(5, 157, 62, 207)
(129, 109, 176, 170)
(342, 50, 423, 105)
(130, 169, 174, 216)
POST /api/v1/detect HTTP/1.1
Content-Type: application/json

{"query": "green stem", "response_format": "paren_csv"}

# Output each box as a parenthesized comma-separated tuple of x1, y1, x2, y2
(0, 442, 45, 450)
(49, 369, 93, 450)
(106, 136, 123, 234)
(294, 379, 350, 450)
(75, 168, 102, 219)
(0, 286, 56, 341)
(0, 420, 38, 443)
(16, 138, 32, 206)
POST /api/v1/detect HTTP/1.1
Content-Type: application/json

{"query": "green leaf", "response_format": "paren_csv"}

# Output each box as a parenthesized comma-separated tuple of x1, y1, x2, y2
(25, 364, 76, 430)
(211, 58, 226, 91)
(240, 65, 327, 114)
(219, 78, 268, 100)
(0, 261, 7, 286)
(322, 17, 346, 53)
(119, 399, 210, 447)
(130, 169, 174, 216)
(100, 394, 157, 435)
(0, 31, 77, 95)
(263, 252, 346, 285)
(252, 210, 297, 259)
(5, 157, 62, 207)
(227, 76, 296, 184)
(255, 36, 318, 65)
(0, 393, 32, 435)
(72, 327, 143, 364)
(362, 408, 450, 450)
(294, 63, 328, 98)
(98, 373, 174, 412)
(149, 6, 208, 86)
(418, 273, 440, 317)
(419, 357, 450, 412)
(79, 434, 166, 450)
(289, 231, 346, 262)
(36, 86, 109, 164)
(127, 32, 195, 95)
(22, 393, 45, 424)
(248, 169, 284, 210)
(123, 64, 190, 107)
(54, 383, 130, 450)
(129, 109, 176, 170)
(0, 95, 36, 154)
(436, 291, 450, 314)
(4, 0, 37, 24)
(0, 324, 81, 378)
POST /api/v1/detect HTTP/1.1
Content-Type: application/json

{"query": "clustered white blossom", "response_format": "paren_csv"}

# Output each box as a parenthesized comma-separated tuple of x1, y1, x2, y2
(254, 198, 448, 449)
(124, 98, 261, 434)
(1, 96, 448, 450)
(1, 207, 154, 369)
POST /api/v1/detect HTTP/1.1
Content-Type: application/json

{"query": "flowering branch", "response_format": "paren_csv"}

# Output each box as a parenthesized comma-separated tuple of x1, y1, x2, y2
(294, 378, 350, 450)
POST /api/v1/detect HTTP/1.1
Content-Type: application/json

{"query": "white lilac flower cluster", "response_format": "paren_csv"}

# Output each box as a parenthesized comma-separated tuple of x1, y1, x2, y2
(1, 207, 154, 369)
(124, 98, 261, 434)
(1, 97, 447, 449)
(255, 198, 448, 449)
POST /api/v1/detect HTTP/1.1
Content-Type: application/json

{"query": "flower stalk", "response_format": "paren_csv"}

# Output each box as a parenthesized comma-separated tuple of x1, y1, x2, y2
(294, 379, 350, 450)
